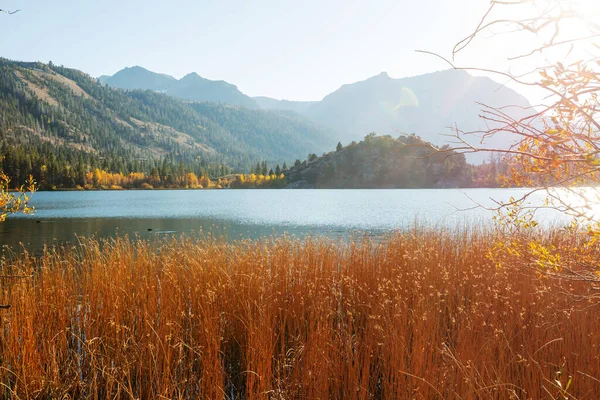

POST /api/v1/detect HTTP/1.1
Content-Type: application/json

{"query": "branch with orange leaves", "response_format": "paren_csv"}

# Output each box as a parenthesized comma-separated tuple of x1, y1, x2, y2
(429, 0, 600, 288)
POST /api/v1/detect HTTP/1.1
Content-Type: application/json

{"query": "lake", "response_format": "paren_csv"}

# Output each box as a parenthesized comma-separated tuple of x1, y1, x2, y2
(0, 189, 568, 253)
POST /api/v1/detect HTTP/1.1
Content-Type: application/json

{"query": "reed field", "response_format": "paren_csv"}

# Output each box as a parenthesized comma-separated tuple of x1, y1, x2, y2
(0, 229, 598, 399)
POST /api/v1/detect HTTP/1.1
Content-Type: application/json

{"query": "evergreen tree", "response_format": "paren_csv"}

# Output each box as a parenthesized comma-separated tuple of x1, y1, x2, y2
(261, 161, 268, 176)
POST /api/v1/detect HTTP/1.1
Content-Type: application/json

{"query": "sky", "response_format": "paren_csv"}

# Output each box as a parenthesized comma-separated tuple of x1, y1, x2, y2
(1, 0, 595, 102)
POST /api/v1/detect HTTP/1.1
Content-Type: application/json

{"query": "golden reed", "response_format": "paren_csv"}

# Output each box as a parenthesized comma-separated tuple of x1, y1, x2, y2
(0, 229, 597, 399)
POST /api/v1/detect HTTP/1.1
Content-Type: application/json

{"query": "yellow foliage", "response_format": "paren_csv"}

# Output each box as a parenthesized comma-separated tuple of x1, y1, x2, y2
(0, 171, 36, 222)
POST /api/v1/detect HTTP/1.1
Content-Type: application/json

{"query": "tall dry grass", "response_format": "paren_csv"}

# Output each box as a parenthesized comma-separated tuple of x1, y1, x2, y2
(0, 228, 598, 399)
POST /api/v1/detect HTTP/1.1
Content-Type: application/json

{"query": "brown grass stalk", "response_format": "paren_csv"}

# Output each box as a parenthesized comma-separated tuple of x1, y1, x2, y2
(0, 228, 597, 399)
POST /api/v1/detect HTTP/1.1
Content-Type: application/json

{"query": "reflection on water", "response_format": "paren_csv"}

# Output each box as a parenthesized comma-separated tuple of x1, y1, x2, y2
(1, 217, 361, 254)
(1, 189, 569, 254)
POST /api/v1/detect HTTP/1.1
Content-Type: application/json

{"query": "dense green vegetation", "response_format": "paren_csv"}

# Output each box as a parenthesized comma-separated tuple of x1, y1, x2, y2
(0, 138, 230, 190)
(284, 134, 507, 188)
(0, 59, 334, 188)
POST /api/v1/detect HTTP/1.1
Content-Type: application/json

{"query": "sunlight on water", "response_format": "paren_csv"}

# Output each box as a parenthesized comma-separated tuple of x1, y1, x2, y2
(546, 187, 600, 222)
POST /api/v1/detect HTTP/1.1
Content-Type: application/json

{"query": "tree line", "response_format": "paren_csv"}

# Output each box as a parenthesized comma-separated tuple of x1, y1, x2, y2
(0, 137, 231, 190)
(283, 134, 511, 189)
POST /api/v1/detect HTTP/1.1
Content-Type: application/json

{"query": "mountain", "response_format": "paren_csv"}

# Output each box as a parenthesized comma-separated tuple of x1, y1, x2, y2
(253, 97, 317, 114)
(102, 67, 528, 163)
(101, 67, 259, 108)
(0, 59, 335, 180)
(100, 66, 177, 92)
(97, 75, 112, 85)
(258, 70, 532, 163)
(168, 73, 258, 108)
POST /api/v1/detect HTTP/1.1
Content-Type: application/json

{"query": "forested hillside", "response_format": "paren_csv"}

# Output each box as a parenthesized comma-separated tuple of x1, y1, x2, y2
(0, 59, 334, 188)
(284, 134, 507, 188)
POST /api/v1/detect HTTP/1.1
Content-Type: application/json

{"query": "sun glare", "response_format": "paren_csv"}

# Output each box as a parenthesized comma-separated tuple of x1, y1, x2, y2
(556, 0, 600, 48)
(571, 0, 600, 15)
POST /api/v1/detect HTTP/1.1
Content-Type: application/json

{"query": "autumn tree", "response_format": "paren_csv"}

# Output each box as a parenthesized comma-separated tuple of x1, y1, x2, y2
(0, 169, 35, 222)
(443, 0, 600, 283)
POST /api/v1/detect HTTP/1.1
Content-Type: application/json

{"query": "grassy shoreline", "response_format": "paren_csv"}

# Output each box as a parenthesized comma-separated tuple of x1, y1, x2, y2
(0, 230, 598, 399)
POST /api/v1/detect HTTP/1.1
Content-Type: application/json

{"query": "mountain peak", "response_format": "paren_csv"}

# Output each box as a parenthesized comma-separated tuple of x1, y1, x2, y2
(370, 71, 390, 80)
(103, 66, 176, 91)
(102, 66, 258, 108)
(182, 72, 202, 79)
(306, 68, 531, 164)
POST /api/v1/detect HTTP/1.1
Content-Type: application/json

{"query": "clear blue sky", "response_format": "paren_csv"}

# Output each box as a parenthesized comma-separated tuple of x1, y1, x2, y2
(2, 0, 499, 101)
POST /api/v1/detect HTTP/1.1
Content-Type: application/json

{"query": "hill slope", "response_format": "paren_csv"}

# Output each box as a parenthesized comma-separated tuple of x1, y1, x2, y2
(283, 134, 475, 188)
(0, 60, 334, 173)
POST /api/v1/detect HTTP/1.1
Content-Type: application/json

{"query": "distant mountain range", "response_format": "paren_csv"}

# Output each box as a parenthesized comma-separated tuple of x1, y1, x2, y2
(99, 66, 258, 109)
(100, 66, 531, 163)
(0, 58, 532, 184)
(253, 97, 316, 114)
(258, 71, 531, 163)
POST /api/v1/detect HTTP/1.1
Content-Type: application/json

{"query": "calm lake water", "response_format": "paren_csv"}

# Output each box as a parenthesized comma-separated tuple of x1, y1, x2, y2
(0, 189, 567, 253)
